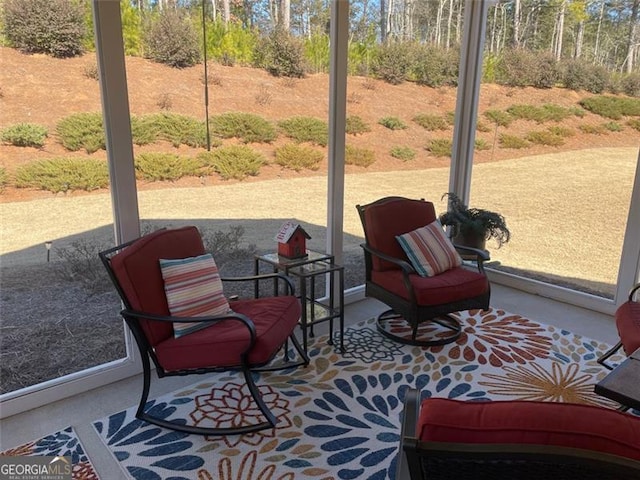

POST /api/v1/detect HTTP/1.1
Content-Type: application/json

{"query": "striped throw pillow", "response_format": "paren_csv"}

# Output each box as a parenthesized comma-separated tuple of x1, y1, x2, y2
(159, 254, 231, 338)
(396, 220, 462, 277)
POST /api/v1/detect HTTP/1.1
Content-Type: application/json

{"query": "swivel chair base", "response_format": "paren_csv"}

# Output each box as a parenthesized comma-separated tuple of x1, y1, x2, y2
(376, 309, 462, 347)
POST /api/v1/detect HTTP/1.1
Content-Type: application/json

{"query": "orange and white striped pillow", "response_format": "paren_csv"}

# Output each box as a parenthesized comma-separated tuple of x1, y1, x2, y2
(396, 220, 462, 277)
(159, 254, 230, 338)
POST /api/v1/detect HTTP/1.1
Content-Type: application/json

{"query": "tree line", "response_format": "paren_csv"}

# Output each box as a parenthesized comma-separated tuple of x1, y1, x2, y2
(2, 0, 638, 79)
(128, 1, 638, 74)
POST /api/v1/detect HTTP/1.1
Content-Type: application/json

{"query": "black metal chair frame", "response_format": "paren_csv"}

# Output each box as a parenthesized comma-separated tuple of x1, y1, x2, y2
(397, 388, 640, 480)
(598, 282, 640, 370)
(357, 197, 491, 347)
(100, 237, 310, 436)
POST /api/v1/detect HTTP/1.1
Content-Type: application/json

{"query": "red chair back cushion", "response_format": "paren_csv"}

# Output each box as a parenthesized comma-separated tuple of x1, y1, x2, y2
(110, 226, 206, 346)
(362, 197, 437, 271)
(417, 397, 640, 461)
(616, 300, 640, 355)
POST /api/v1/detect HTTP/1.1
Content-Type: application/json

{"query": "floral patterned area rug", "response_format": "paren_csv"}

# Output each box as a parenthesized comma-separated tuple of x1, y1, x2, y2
(1, 426, 100, 479)
(92, 308, 625, 480)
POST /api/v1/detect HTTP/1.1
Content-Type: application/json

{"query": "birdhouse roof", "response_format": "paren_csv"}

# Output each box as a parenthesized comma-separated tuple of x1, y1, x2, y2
(275, 221, 311, 243)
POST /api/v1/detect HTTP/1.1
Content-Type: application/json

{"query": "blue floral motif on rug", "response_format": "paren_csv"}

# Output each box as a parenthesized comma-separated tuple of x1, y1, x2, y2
(1, 426, 100, 480)
(92, 308, 623, 480)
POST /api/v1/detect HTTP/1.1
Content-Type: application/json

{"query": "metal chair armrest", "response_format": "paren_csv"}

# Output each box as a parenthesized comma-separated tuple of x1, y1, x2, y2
(453, 244, 489, 274)
(360, 243, 415, 274)
(121, 308, 257, 344)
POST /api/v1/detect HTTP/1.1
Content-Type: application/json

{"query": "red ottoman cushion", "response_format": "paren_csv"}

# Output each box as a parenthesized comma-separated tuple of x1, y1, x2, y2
(417, 398, 640, 461)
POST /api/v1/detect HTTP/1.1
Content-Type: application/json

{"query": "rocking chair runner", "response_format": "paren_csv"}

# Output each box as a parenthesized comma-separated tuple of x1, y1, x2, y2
(99, 226, 309, 436)
(356, 196, 490, 346)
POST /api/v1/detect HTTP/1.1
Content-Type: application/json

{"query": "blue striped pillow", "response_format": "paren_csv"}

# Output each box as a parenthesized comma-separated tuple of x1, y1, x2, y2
(159, 254, 231, 338)
(396, 220, 462, 277)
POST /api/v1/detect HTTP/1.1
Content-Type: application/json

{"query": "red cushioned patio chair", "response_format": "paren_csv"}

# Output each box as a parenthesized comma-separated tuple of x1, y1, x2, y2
(397, 388, 640, 480)
(356, 196, 490, 346)
(99, 226, 309, 436)
(598, 282, 640, 370)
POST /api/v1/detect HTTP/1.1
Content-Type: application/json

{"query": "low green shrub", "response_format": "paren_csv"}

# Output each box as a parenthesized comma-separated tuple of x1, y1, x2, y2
(541, 104, 579, 122)
(506, 104, 575, 123)
(278, 116, 328, 146)
(578, 124, 607, 135)
(506, 104, 538, 122)
(137, 113, 210, 147)
(476, 120, 492, 132)
(1, 123, 48, 147)
(579, 96, 640, 119)
(390, 146, 416, 161)
(130, 116, 159, 146)
(346, 115, 371, 135)
(498, 134, 529, 149)
(474, 138, 490, 151)
(345, 145, 375, 167)
(15, 158, 109, 192)
(444, 111, 456, 126)
(274, 143, 323, 171)
(484, 109, 513, 127)
(603, 121, 623, 132)
(57, 113, 105, 153)
(135, 153, 202, 181)
(413, 114, 448, 131)
(627, 118, 640, 131)
(569, 106, 586, 118)
(525, 130, 565, 146)
(210, 112, 277, 144)
(198, 146, 265, 180)
(547, 126, 575, 137)
(378, 116, 407, 130)
(0, 167, 8, 192)
(426, 138, 452, 157)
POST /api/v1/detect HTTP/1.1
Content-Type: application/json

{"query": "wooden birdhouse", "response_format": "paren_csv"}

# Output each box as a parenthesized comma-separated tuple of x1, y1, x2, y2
(275, 221, 311, 259)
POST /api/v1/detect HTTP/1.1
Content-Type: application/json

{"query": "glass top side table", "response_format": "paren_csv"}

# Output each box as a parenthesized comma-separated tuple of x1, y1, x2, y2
(254, 250, 344, 354)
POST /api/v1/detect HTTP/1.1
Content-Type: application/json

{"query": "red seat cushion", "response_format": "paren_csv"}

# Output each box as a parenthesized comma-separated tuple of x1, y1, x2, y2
(616, 300, 640, 355)
(417, 398, 640, 461)
(372, 267, 489, 306)
(154, 295, 301, 371)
